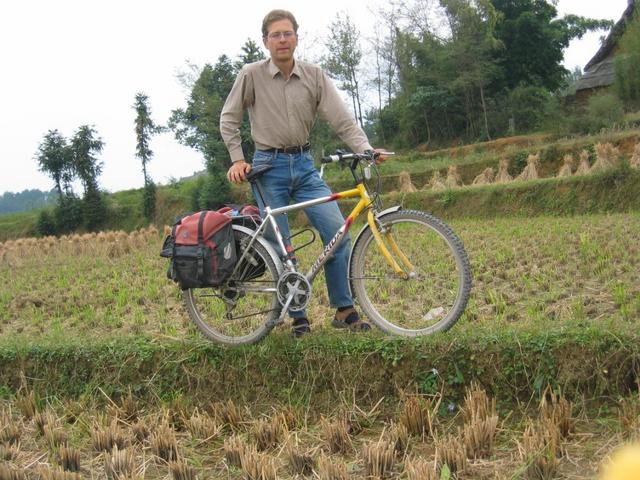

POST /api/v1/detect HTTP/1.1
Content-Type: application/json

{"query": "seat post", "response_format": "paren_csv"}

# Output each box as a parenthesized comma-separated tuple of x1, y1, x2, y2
(251, 178, 268, 207)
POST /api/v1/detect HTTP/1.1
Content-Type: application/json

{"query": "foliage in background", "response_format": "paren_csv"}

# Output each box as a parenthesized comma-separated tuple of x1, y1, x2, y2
(490, 0, 612, 92)
(52, 193, 83, 234)
(169, 39, 264, 209)
(507, 86, 552, 134)
(34, 126, 107, 234)
(133, 92, 164, 221)
(0, 189, 56, 215)
(546, 93, 626, 136)
(322, 13, 365, 127)
(35, 129, 73, 197)
(169, 39, 265, 169)
(615, 6, 640, 108)
(372, 0, 612, 148)
(69, 125, 107, 231)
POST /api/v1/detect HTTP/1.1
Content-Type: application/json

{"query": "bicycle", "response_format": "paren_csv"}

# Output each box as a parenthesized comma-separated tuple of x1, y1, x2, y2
(183, 151, 472, 345)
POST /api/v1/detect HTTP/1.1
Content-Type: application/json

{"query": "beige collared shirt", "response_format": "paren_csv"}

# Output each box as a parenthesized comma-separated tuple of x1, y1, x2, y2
(220, 59, 373, 163)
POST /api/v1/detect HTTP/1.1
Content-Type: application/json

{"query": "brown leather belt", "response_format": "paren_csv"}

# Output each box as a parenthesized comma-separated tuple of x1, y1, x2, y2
(260, 143, 310, 154)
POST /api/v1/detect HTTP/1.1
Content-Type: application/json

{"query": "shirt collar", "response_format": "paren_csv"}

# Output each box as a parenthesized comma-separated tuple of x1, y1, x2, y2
(267, 58, 300, 79)
(291, 61, 302, 78)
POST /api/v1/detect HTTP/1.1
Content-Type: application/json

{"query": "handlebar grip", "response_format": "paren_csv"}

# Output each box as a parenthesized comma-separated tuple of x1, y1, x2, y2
(320, 154, 341, 164)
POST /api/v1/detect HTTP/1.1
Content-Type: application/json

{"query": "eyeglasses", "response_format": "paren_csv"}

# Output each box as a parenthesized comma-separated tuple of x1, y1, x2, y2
(266, 31, 296, 41)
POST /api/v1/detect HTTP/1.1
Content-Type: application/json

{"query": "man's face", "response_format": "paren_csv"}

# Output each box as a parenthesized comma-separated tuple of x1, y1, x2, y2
(263, 19, 297, 63)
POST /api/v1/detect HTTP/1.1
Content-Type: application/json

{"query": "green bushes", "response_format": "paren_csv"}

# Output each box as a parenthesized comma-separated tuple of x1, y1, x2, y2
(585, 94, 625, 130)
(190, 170, 233, 211)
(35, 210, 56, 237)
(35, 192, 107, 237)
(52, 194, 83, 234)
(615, 9, 640, 108)
(143, 180, 157, 221)
(547, 94, 625, 135)
(508, 86, 552, 133)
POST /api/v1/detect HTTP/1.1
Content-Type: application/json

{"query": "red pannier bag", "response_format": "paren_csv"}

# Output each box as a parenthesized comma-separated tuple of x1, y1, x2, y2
(217, 204, 261, 228)
(216, 204, 266, 281)
(160, 210, 237, 289)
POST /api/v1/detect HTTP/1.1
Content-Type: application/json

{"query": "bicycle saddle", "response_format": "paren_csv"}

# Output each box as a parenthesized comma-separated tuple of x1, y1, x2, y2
(246, 164, 273, 182)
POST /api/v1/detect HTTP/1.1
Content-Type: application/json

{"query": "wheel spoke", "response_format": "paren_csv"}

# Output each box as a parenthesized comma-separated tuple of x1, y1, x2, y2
(182, 229, 280, 345)
(351, 211, 471, 336)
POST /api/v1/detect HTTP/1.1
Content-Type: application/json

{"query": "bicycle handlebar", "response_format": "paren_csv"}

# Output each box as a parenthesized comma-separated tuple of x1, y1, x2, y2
(320, 150, 395, 164)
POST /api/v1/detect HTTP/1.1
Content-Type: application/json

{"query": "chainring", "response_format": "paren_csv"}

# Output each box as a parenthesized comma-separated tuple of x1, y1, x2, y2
(276, 271, 312, 312)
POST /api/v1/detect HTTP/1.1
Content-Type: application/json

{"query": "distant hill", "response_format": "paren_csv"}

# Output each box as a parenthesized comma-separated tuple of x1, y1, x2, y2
(0, 188, 56, 215)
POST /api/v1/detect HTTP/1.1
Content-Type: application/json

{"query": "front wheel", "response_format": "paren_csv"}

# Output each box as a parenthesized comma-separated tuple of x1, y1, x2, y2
(182, 227, 281, 345)
(350, 210, 471, 336)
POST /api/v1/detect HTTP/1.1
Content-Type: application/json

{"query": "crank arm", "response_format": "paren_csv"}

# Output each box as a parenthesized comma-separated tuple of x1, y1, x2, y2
(268, 279, 301, 328)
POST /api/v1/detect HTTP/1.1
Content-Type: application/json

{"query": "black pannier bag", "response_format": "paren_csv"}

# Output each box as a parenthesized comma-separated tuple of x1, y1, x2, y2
(218, 204, 266, 281)
(160, 210, 237, 290)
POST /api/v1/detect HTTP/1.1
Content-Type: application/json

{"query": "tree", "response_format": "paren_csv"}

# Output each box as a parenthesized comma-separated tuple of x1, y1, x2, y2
(195, 168, 232, 210)
(235, 38, 265, 70)
(367, 11, 401, 143)
(35, 130, 73, 198)
(236, 39, 266, 159)
(53, 193, 83, 234)
(322, 13, 365, 127)
(0, 189, 56, 214)
(441, 0, 503, 140)
(133, 92, 163, 220)
(507, 85, 552, 132)
(408, 86, 452, 145)
(491, 0, 612, 91)
(169, 55, 236, 169)
(36, 210, 56, 237)
(615, 8, 640, 107)
(170, 44, 263, 210)
(70, 125, 104, 194)
(70, 125, 106, 230)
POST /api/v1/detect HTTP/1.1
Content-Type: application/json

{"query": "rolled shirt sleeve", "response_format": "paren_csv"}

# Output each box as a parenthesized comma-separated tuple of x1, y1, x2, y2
(317, 71, 373, 153)
(220, 66, 252, 163)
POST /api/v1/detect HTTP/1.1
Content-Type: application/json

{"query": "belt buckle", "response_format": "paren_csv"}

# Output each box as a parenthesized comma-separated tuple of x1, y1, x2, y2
(279, 143, 309, 154)
(286, 145, 300, 154)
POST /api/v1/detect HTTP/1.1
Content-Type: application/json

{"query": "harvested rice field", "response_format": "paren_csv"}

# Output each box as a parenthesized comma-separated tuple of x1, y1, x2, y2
(1, 211, 639, 479)
(1, 383, 638, 479)
(0, 212, 638, 340)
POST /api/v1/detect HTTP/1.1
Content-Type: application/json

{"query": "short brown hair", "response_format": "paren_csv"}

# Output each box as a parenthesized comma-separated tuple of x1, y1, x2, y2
(262, 9, 299, 38)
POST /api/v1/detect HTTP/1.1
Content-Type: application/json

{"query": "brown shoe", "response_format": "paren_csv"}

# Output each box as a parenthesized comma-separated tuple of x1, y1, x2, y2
(331, 307, 371, 331)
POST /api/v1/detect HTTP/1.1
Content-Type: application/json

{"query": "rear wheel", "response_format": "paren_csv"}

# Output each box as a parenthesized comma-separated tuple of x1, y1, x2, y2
(182, 227, 280, 345)
(350, 210, 471, 336)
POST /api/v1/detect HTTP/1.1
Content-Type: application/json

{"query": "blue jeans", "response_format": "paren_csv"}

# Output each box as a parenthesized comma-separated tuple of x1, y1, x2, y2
(251, 150, 353, 319)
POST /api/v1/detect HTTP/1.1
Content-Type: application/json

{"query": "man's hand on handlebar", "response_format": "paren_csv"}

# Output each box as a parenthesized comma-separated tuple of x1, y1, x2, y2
(373, 148, 391, 165)
(227, 160, 252, 184)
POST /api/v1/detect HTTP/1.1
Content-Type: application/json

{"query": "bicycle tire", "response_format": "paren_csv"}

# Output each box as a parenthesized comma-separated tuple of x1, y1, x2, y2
(349, 209, 471, 336)
(182, 226, 281, 345)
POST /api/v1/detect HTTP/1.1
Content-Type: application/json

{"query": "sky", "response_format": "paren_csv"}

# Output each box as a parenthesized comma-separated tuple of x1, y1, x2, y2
(0, 0, 629, 196)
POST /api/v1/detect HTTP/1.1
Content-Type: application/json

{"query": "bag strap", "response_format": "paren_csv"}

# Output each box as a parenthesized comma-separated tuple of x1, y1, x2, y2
(197, 211, 207, 246)
(196, 211, 207, 283)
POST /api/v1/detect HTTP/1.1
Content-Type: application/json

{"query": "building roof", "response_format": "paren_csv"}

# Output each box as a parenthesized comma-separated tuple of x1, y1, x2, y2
(575, 0, 636, 92)
(576, 57, 616, 90)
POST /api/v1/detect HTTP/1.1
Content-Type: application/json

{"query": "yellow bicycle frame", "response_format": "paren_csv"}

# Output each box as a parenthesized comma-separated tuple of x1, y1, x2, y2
(337, 183, 415, 279)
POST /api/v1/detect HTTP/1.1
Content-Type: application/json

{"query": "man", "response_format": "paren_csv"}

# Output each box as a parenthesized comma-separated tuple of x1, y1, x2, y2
(220, 9, 387, 337)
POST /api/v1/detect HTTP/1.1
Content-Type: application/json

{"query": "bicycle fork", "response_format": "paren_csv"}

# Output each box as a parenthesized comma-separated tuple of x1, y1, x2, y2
(367, 209, 417, 279)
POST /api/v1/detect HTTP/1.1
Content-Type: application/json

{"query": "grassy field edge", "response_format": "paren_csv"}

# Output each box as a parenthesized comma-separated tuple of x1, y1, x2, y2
(2, 324, 637, 408)
(348, 167, 640, 220)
